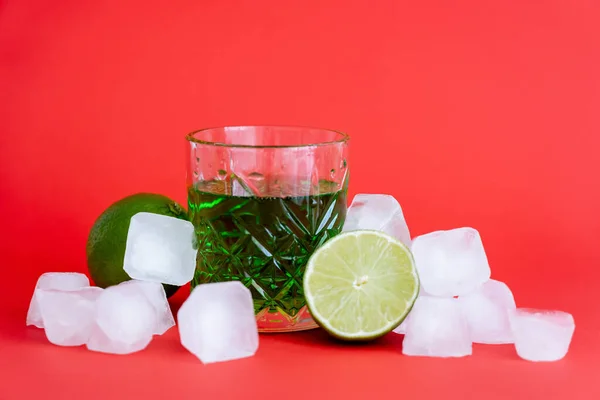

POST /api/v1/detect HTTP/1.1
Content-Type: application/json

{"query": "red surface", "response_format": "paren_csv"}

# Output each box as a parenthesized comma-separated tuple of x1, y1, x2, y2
(1, 0, 600, 398)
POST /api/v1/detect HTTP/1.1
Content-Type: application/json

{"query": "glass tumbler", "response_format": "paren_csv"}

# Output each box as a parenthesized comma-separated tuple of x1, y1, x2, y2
(186, 126, 349, 332)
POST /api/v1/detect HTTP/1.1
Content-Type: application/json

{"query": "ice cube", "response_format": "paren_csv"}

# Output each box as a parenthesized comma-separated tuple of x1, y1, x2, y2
(411, 227, 491, 297)
(457, 279, 516, 344)
(402, 296, 472, 357)
(393, 287, 431, 335)
(178, 281, 259, 364)
(343, 194, 411, 247)
(27, 272, 90, 328)
(37, 287, 103, 346)
(393, 317, 409, 334)
(123, 212, 197, 286)
(119, 280, 175, 335)
(87, 284, 158, 355)
(509, 308, 575, 362)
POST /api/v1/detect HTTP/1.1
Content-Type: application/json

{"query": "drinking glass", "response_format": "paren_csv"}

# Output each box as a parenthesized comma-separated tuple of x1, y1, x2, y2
(186, 126, 349, 332)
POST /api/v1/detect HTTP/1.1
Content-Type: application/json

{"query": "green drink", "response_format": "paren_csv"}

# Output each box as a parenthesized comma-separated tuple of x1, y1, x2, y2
(188, 179, 347, 332)
(186, 126, 350, 332)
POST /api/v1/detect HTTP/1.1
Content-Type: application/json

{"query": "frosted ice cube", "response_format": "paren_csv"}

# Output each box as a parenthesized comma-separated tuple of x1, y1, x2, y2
(343, 194, 411, 247)
(178, 281, 259, 364)
(393, 287, 431, 335)
(27, 272, 90, 328)
(87, 284, 157, 355)
(509, 308, 575, 362)
(402, 296, 472, 357)
(411, 227, 491, 297)
(119, 280, 175, 335)
(393, 317, 409, 335)
(37, 287, 103, 346)
(457, 279, 516, 344)
(123, 212, 197, 286)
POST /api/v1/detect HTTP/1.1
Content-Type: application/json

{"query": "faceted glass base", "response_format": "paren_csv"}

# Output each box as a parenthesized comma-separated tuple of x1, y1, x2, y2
(256, 305, 318, 332)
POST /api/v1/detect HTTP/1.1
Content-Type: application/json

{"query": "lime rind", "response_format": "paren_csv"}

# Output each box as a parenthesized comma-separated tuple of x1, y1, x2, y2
(303, 230, 420, 340)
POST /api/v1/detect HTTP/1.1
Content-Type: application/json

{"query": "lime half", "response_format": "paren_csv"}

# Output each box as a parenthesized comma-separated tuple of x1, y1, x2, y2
(303, 230, 419, 340)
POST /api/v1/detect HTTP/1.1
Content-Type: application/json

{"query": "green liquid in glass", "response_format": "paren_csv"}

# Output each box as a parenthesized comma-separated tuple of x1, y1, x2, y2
(188, 179, 347, 332)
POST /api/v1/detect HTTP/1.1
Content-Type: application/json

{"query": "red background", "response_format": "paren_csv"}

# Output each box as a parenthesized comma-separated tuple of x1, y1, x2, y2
(1, 1, 599, 398)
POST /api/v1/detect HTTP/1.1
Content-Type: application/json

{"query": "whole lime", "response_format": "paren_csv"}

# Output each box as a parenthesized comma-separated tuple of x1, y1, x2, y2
(86, 193, 189, 297)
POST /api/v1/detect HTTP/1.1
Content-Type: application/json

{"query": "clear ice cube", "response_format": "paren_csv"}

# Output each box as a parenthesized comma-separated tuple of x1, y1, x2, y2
(123, 212, 197, 286)
(87, 284, 158, 355)
(402, 296, 472, 358)
(119, 280, 175, 335)
(457, 279, 516, 344)
(178, 281, 259, 364)
(509, 308, 575, 362)
(27, 272, 90, 328)
(343, 194, 411, 247)
(411, 227, 491, 297)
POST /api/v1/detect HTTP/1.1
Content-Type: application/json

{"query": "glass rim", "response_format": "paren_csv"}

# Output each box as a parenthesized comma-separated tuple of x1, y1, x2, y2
(185, 125, 350, 149)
